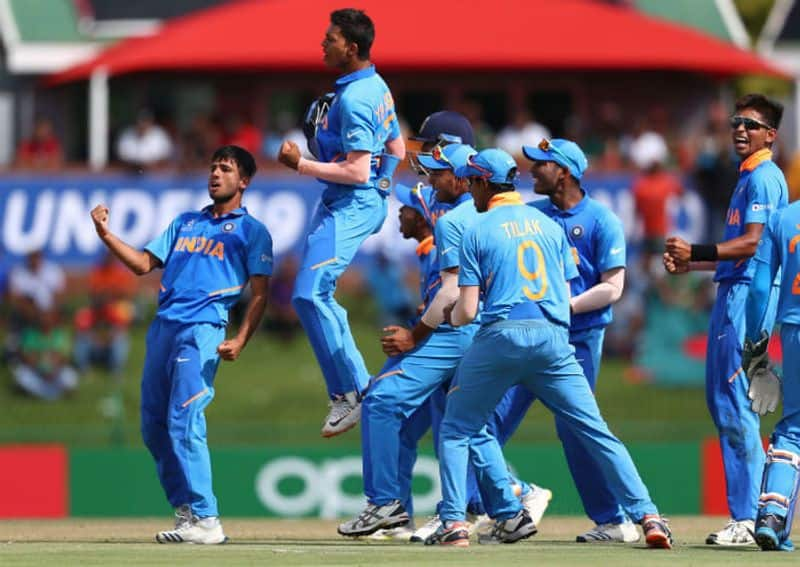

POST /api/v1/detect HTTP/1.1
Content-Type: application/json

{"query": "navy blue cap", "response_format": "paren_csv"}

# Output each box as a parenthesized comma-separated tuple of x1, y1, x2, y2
(412, 111, 475, 146)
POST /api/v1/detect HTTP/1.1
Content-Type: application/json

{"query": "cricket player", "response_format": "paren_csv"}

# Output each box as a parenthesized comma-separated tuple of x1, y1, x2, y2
(426, 148, 672, 549)
(90, 146, 273, 544)
(481, 138, 635, 542)
(337, 142, 481, 538)
(743, 199, 800, 552)
(664, 93, 788, 545)
(277, 8, 405, 437)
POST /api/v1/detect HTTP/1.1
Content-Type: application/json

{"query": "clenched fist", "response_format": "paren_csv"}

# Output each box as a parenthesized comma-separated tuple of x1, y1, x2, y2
(277, 140, 301, 170)
(91, 204, 110, 238)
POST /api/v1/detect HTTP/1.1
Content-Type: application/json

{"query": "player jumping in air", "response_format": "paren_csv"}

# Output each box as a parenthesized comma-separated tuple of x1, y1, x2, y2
(277, 8, 405, 438)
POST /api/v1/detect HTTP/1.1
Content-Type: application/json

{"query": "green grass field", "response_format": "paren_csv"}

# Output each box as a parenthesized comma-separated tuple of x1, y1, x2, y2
(0, 293, 782, 448)
(0, 517, 796, 566)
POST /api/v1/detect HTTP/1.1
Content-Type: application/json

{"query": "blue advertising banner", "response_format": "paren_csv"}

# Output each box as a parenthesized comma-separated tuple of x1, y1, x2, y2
(0, 173, 705, 267)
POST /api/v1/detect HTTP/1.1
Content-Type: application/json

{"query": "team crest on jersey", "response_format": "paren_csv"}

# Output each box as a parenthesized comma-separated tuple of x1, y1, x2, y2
(223, 222, 235, 232)
(571, 225, 584, 238)
(181, 219, 196, 231)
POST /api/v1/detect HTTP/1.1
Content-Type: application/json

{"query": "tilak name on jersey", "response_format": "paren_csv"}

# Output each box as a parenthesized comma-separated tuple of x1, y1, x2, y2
(501, 218, 544, 239)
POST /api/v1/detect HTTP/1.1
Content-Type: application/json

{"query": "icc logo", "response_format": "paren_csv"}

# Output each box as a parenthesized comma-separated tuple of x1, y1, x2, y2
(223, 222, 235, 232)
(571, 225, 584, 238)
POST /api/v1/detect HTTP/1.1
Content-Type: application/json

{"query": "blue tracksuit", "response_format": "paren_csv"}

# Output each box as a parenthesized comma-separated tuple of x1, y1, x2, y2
(142, 205, 273, 518)
(292, 64, 401, 397)
(485, 193, 628, 524)
(362, 196, 479, 508)
(438, 192, 658, 523)
(710, 149, 787, 521)
(746, 201, 800, 549)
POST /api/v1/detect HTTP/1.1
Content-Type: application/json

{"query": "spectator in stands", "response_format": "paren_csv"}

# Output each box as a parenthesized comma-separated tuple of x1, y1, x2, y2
(496, 109, 550, 160)
(8, 250, 65, 319)
(458, 99, 495, 149)
(263, 255, 301, 342)
(630, 131, 683, 257)
(73, 252, 137, 378)
(15, 116, 63, 170)
(12, 308, 78, 401)
(116, 108, 174, 171)
(222, 114, 262, 157)
(179, 114, 222, 171)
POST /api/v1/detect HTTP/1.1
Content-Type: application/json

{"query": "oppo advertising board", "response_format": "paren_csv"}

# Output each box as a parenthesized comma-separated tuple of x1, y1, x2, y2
(0, 173, 705, 267)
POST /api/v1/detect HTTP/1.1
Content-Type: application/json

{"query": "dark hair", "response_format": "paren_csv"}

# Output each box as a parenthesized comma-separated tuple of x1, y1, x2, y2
(735, 93, 784, 129)
(330, 8, 374, 59)
(487, 182, 516, 193)
(211, 145, 257, 180)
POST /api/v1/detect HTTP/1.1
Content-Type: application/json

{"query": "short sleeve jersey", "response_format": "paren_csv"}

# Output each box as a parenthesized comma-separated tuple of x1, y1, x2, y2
(715, 150, 787, 283)
(530, 193, 626, 331)
(460, 192, 578, 327)
(145, 206, 273, 325)
(754, 200, 800, 325)
(314, 65, 400, 192)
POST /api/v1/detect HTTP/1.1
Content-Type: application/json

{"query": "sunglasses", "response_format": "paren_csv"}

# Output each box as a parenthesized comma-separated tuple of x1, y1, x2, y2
(537, 138, 575, 169)
(729, 115, 774, 131)
(408, 135, 461, 176)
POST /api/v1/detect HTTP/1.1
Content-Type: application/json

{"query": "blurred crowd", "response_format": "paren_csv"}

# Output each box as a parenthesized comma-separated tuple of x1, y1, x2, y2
(3, 96, 797, 392)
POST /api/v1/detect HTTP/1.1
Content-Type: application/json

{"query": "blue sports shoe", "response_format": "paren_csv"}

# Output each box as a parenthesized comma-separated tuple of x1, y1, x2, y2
(755, 514, 794, 552)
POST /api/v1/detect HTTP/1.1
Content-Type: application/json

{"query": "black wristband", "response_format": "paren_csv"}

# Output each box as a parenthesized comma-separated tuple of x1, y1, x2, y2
(690, 244, 718, 262)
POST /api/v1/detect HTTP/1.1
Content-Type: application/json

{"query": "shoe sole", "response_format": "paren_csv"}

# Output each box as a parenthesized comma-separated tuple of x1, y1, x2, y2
(645, 532, 672, 549)
(337, 517, 410, 538)
(155, 534, 228, 544)
(498, 523, 537, 544)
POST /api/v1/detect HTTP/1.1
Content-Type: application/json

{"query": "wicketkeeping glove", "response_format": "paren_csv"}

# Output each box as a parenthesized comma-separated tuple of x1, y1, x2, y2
(747, 366, 781, 416)
(742, 330, 769, 379)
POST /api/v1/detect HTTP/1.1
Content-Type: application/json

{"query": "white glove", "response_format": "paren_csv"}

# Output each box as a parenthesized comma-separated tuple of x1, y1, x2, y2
(747, 366, 781, 416)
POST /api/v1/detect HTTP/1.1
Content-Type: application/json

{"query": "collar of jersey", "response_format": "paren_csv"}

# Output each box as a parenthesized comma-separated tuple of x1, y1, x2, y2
(488, 191, 524, 210)
(546, 190, 588, 216)
(201, 205, 248, 218)
(739, 148, 772, 173)
(336, 64, 376, 88)
(416, 235, 435, 256)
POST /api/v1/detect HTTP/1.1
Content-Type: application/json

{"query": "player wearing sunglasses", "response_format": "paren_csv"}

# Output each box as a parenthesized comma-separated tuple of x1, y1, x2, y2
(664, 93, 788, 546)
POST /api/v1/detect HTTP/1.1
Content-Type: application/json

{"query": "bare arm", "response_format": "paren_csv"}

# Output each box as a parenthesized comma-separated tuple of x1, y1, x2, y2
(278, 140, 372, 185)
(717, 223, 764, 260)
(448, 285, 480, 327)
(217, 275, 270, 361)
(570, 267, 625, 314)
(385, 135, 406, 161)
(91, 204, 161, 275)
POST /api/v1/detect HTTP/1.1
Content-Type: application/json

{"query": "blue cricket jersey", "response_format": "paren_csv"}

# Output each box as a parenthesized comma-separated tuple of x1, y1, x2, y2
(530, 192, 626, 331)
(314, 65, 400, 195)
(460, 192, 578, 327)
(754, 201, 800, 325)
(415, 235, 440, 310)
(715, 149, 787, 283)
(145, 205, 273, 325)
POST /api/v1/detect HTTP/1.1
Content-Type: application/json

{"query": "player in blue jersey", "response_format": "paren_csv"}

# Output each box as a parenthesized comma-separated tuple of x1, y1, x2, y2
(665, 94, 788, 545)
(277, 8, 405, 437)
(742, 200, 800, 552)
(90, 146, 273, 544)
(479, 137, 635, 543)
(425, 148, 672, 549)
(337, 142, 481, 538)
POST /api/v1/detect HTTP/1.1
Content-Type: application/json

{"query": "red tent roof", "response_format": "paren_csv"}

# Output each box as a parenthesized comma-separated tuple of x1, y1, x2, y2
(49, 0, 787, 84)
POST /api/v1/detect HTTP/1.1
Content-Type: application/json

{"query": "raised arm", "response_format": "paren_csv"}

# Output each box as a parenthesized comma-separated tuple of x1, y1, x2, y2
(91, 204, 161, 275)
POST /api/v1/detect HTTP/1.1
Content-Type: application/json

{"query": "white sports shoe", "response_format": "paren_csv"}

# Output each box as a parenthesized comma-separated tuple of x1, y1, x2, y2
(410, 514, 441, 543)
(174, 504, 193, 529)
(576, 520, 641, 543)
(156, 516, 227, 544)
(321, 391, 361, 437)
(520, 484, 552, 527)
(705, 519, 755, 546)
(366, 523, 416, 541)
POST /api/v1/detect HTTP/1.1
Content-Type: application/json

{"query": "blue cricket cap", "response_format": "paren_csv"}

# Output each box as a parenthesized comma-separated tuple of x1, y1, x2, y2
(522, 138, 588, 180)
(417, 143, 477, 172)
(455, 148, 519, 185)
(412, 111, 475, 146)
(394, 183, 430, 216)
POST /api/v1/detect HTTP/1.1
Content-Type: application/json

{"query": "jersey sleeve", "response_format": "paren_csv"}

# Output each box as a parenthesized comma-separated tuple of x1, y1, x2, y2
(594, 212, 627, 272)
(247, 222, 274, 277)
(458, 227, 481, 287)
(434, 216, 462, 270)
(744, 169, 780, 225)
(144, 215, 184, 265)
(338, 91, 375, 154)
